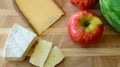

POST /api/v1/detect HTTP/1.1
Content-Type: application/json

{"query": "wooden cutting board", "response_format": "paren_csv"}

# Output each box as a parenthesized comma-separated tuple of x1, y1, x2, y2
(0, 0, 120, 67)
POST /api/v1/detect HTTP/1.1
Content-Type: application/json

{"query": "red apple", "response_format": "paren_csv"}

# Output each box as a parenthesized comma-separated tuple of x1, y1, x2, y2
(70, 0, 98, 9)
(68, 10, 103, 46)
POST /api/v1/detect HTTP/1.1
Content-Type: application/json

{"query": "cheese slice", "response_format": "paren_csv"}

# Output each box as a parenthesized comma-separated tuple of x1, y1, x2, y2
(15, 0, 64, 35)
(3, 24, 37, 61)
(44, 46, 65, 67)
(29, 39, 52, 67)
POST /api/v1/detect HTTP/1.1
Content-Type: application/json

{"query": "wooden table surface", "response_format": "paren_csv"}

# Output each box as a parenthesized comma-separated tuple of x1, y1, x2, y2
(0, 0, 120, 67)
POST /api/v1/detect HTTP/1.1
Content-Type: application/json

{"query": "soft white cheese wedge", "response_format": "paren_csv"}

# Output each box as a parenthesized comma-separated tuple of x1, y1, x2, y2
(44, 46, 65, 67)
(29, 39, 52, 67)
(3, 24, 37, 61)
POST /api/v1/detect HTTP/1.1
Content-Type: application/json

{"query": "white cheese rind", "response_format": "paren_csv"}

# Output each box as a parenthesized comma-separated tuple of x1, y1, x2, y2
(3, 24, 37, 61)
(44, 46, 65, 67)
(29, 39, 52, 67)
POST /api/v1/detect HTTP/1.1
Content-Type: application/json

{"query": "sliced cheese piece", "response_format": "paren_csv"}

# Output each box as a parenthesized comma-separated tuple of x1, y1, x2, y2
(15, 0, 64, 35)
(44, 46, 65, 67)
(29, 39, 52, 67)
(3, 24, 37, 61)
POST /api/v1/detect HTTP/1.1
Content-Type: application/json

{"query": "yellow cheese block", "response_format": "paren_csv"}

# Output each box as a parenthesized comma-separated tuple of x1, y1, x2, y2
(44, 46, 65, 67)
(15, 0, 64, 35)
(29, 39, 52, 67)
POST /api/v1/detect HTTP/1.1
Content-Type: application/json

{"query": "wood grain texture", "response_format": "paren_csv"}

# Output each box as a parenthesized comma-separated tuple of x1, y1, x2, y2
(0, 0, 120, 67)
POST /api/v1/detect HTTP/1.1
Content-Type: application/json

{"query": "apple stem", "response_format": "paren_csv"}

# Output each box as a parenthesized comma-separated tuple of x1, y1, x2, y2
(83, 22, 89, 28)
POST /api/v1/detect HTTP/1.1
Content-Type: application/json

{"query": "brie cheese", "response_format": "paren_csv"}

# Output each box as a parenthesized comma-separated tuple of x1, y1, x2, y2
(3, 24, 37, 61)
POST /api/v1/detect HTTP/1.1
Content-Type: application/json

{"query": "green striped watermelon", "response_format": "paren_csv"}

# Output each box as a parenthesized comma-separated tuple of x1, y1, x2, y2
(100, 0, 120, 32)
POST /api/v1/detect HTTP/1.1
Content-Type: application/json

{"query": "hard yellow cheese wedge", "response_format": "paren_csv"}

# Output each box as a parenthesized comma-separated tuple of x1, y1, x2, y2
(29, 39, 52, 67)
(15, 0, 64, 35)
(44, 46, 65, 67)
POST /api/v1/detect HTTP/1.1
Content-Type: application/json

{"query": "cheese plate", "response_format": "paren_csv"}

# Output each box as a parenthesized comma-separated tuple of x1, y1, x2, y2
(0, 0, 120, 67)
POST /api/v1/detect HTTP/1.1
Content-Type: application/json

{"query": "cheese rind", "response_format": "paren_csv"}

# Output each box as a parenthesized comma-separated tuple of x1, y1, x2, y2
(15, 0, 64, 35)
(29, 39, 52, 67)
(44, 46, 65, 67)
(3, 24, 37, 61)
